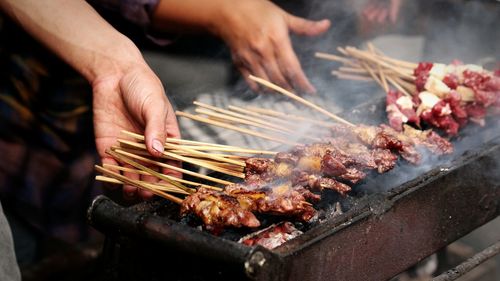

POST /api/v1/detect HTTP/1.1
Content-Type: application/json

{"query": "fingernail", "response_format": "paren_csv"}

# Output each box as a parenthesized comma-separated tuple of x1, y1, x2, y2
(152, 139, 164, 154)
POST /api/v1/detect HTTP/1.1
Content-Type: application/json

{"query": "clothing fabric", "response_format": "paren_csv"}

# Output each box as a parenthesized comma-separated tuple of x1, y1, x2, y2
(0, 16, 100, 243)
(0, 201, 21, 281)
(87, 0, 160, 27)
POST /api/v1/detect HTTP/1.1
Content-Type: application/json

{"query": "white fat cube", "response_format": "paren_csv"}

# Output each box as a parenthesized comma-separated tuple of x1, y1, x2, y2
(429, 63, 447, 80)
(456, 86, 475, 102)
(424, 76, 451, 98)
(419, 91, 441, 110)
(396, 96, 414, 110)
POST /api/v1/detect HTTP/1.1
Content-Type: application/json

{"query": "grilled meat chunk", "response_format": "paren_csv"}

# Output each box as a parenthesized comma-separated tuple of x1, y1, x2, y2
(291, 171, 351, 196)
(402, 125, 453, 155)
(226, 181, 318, 222)
(181, 188, 260, 229)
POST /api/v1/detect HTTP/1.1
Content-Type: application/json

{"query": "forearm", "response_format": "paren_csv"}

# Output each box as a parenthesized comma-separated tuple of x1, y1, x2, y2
(150, 0, 229, 35)
(0, 0, 145, 83)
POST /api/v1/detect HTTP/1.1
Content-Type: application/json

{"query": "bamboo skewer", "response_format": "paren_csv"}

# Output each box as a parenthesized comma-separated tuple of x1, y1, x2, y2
(226, 105, 300, 129)
(95, 165, 184, 204)
(170, 145, 276, 155)
(121, 130, 276, 155)
(96, 175, 192, 195)
(114, 148, 233, 185)
(163, 141, 246, 167)
(196, 107, 322, 142)
(121, 130, 234, 148)
(103, 164, 222, 191)
(386, 75, 411, 97)
(196, 108, 291, 135)
(106, 149, 194, 193)
(331, 71, 373, 82)
(117, 139, 246, 178)
(244, 106, 337, 128)
(248, 75, 355, 127)
(176, 111, 298, 145)
(194, 102, 295, 134)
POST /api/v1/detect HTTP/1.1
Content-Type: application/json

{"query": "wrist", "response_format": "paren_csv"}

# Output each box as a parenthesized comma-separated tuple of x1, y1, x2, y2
(84, 35, 146, 86)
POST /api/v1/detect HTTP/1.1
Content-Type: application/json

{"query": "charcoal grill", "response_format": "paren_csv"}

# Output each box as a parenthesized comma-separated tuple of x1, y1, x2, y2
(87, 97, 500, 281)
(88, 1, 500, 278)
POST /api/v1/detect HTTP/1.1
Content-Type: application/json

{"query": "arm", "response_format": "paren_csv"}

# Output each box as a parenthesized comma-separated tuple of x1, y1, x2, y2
(151, 0, 330, 94)
(0, 0, 180, 199)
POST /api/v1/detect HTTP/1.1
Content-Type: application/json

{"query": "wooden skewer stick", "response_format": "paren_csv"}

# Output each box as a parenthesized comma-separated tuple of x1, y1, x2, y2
(169, 145, 276, 155)
(121, 130, 235, 148)
(113, 148, 233, 185)
(367, 44, 389, 92)
(226, 105, 300, 129)
(103, 164, 222, 191)
(248, 75, 355, 127)
(345, 47, 414, 79)
(163, 141, 246, 167)
(332, 71, 373, 82)
(366, 42, 418, 69)
(176, 111, 298, 145)
(96, 175, 191, 195)
(196, 108, 321, 142)
(244, 106, 337, 128)
(315, 52, 355, 65)
(194, 101, 295, 134)
(386, 75, 411, 97)
(196, 108, 290, 135)
(95, 165, 184, 204)
(117, 139, 246, 178)
(107, 149, 194, 193)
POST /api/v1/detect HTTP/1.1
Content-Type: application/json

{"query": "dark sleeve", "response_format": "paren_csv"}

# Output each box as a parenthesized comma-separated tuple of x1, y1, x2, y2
(88, 0, 160, 27)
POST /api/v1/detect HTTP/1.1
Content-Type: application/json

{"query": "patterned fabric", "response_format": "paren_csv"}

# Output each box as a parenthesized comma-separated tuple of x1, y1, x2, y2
(0, 15, 101, 243)
(0, 1, 161, 245)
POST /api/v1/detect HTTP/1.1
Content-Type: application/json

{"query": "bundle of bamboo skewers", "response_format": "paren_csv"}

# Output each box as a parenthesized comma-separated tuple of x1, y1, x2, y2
(315, 43, 418, 97)
(96, 76, 358, 206)
(95, 130, 277, 205)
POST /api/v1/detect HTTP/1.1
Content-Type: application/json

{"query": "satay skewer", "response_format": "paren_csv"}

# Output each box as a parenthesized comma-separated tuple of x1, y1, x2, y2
(248, 75, 355, 127)
(176, 111, 298, 145)
(195, 108, 322, 142)
(96, 175, 192, 195)
(194, 101, 295, 134)
(331, 71, 373, 82)
(117, 140, 246, 178)
(226, 105, 301, 129)
(107, 149, 195, 193)
(103, 164, 222, 191)
(121, 130, 276, 155)
(95, 165, 184, 204)
(244, 106, 337, 128)
(113, 148, 233, 185)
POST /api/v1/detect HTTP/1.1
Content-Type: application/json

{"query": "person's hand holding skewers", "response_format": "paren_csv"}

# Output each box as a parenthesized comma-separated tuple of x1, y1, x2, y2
(0, 0, 180, 200)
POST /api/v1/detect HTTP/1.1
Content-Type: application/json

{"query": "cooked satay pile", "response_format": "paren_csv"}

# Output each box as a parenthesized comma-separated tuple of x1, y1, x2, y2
(316, 44, 500, 136)
(95, 73, 456, 232)
(178, 122, 452, 230)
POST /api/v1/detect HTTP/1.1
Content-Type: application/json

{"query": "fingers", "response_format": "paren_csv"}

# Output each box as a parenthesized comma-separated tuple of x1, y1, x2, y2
(141, 94, 168, 158)
(287, 16, 331, 37)
(389, 0, 401, 23)
(233, 50, 271, 92)
(277, 37, 316, 94)
(233, 37, 314, 94)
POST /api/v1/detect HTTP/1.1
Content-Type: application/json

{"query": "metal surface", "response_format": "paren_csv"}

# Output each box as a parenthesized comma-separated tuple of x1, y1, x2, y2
(432, 240, 500, 281)
(87, 0, 500, 279)
(88, 97, 500, 280)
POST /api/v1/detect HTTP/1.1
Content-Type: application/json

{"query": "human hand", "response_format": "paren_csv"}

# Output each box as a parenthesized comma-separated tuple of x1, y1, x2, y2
(362, 0, 401, 25)
(213, 0, 330, 94)
(92, 62, 181, 200)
